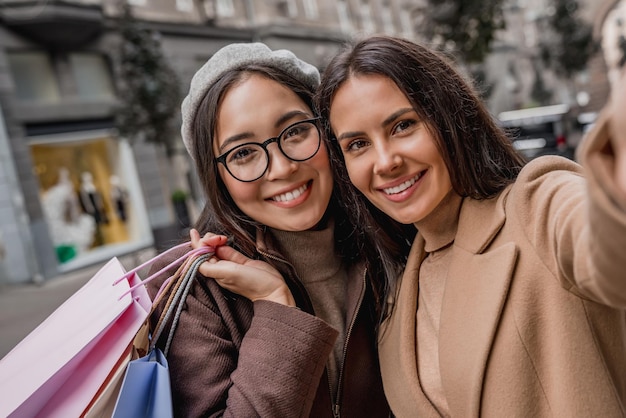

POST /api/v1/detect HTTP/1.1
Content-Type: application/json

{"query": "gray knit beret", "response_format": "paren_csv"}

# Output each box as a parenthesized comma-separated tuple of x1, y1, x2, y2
(180, 42, 320, 157)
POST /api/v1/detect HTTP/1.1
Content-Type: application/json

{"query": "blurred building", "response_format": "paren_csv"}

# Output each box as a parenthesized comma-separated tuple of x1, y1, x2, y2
(486, 0, 623, 116)
(0, 0, 622, 283)
(0, 0, 417, 283)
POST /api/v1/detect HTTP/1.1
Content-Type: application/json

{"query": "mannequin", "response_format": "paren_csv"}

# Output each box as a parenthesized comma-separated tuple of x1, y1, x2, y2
(79, 171, 108, 225)
(41, 167, 95, 261)
(109, 175, 129, 222)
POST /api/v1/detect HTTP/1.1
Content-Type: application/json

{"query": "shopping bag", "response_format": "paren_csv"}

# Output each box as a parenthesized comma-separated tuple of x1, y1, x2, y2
(111, 251, 213, 418)
(82, 345, 133, 418)
(0, 257, 151, 418)
(111, 348, 173, 418)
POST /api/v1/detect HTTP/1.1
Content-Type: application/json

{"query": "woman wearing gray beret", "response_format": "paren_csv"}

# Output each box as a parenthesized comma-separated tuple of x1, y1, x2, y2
(146, 42, 413, 417)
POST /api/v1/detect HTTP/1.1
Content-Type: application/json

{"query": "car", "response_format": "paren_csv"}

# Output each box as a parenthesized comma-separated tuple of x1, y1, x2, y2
(498, 104, 575, 160)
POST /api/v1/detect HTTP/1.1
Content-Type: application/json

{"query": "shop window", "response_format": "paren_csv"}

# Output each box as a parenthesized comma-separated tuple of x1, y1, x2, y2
(69, 53, 115, 100)
(30, 135, 152, 269)
(7, 51, 61, 103)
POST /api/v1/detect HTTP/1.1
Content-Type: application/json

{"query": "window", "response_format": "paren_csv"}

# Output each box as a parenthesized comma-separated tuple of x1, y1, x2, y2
(7, 52, 60, 103)
(216, 0, 235, 17)
(337, 0, 352, 33)
(400, 8, 413, 39)
(381, 4, 394, 34)
(360, 0, 375, 33)
(176, 0, 194, 12)
(69, 54, 115, 100)
(277, 0, 297, 17)
(303, 0, 318, 19)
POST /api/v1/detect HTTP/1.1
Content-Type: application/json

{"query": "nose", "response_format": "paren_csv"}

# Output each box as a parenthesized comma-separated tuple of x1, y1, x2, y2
(373, 142, 402, 175)
(266, 143, 298, 180)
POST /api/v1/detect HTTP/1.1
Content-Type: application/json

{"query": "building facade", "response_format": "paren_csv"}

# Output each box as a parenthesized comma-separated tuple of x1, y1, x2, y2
(0, 0, 622, 283)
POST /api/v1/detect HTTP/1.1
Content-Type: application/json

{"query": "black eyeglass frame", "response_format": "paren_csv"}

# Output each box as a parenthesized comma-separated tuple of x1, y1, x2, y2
(215, 117, 322, 183)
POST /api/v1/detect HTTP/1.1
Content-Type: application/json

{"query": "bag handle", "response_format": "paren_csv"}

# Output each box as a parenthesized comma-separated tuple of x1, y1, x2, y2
(150, 253, 212, 356)
(125, 245, 215, 358)
(114, 243, 215, 300)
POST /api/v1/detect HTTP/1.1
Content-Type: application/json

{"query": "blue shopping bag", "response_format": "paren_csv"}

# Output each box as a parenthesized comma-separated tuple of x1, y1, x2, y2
(112, 348, 173, 418)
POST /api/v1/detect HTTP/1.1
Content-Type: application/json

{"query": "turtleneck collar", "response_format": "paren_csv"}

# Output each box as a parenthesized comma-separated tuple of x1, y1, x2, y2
(269, 218, 341, 283)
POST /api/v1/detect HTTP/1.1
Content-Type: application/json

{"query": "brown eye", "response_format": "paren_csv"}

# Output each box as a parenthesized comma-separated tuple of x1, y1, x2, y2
(393, 120, 417, 135)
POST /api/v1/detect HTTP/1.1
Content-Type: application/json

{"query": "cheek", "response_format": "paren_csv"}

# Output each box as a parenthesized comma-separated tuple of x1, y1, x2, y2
(310, 147, 332, 178)
(344, 159, 369, 192)
(219, 166, 257, 206)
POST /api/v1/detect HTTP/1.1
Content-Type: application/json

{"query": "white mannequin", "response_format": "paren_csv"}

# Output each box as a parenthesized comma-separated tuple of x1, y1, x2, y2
(41, 167, 95, 258)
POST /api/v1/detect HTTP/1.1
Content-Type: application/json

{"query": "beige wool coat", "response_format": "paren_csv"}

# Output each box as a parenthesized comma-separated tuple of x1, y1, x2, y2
(379, 111, 626, 417)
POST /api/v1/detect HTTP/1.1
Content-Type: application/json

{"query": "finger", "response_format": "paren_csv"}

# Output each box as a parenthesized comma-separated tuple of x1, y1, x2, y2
(198, 258, 250, 282)
(214, 245, 253, 265)
(190, 228, 202, 249)
(200, 234, 228, 247)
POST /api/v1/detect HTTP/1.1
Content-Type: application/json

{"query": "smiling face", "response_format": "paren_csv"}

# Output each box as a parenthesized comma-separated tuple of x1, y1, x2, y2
(329, 74, 452, 226)
(214, 73, 333, 231)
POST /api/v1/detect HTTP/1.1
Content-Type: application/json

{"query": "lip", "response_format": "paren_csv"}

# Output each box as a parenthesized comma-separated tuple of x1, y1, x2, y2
(266, 180, 312, 208)
(376, 171, 425, 203)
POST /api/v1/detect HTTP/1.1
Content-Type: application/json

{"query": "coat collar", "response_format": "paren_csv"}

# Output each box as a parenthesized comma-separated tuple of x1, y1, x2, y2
(455, 189, 509, 254)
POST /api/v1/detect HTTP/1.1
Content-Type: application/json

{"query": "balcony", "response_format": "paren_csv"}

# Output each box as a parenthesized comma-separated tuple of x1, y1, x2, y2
(0, 0, 104, 48)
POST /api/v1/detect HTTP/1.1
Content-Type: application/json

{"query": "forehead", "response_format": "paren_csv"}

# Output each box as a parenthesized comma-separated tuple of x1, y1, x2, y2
(214, 73, 310, 145)
(330, 74, 410, 124)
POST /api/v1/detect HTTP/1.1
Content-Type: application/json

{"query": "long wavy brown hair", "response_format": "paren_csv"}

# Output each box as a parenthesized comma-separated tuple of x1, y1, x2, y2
(315, 36, 524, 316)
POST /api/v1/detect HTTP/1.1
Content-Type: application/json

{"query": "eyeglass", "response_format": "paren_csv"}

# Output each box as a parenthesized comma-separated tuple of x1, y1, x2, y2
(215, 117, 322, 182)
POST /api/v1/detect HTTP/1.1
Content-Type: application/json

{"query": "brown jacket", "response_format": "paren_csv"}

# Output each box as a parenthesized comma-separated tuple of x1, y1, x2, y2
(147, 227, 389, 417)
(379, 111, 626, 417)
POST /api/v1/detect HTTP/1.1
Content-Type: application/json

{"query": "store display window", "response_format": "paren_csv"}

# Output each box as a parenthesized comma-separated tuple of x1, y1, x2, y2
(30, 133, 152, 270)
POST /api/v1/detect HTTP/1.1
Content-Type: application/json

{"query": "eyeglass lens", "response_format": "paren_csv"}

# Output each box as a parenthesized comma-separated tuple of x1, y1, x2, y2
(224, 120, 320, 182)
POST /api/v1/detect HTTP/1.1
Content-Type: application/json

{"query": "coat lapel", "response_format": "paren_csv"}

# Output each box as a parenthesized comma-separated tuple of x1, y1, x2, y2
(439, 242, 517, 416)
(438, 192, 518, 416)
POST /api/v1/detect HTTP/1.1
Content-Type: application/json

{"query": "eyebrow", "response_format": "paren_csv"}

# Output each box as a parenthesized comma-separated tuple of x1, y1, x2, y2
(335, 107, 415, 141)
(218, 110, 312, 154)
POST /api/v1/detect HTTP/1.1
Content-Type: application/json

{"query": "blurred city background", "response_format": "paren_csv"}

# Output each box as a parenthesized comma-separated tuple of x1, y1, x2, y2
(0, 0, 625, 291)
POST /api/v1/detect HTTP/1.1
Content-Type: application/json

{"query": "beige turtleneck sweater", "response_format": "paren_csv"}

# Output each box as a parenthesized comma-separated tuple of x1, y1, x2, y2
(270, 220, 348, 397)
(415, 191, 462, 417)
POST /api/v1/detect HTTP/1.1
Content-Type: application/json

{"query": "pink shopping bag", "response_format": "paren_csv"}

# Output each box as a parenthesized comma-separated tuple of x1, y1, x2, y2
(0, 257, 152, 418)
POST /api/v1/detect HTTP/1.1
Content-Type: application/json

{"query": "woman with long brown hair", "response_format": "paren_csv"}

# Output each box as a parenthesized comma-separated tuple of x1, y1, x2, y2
(316, 35, 626, 417)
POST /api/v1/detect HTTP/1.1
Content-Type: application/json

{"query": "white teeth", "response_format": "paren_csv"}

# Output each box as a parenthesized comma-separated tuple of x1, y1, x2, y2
(272, 183, 308, 202)
(383, 173, 421, 195)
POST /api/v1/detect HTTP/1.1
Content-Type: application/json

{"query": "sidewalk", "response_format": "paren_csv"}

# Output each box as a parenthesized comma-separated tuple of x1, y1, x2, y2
(0, 248, 157, 359)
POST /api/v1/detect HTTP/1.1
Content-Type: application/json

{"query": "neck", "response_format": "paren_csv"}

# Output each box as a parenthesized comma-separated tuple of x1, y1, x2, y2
(415, 190, 462, 252)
